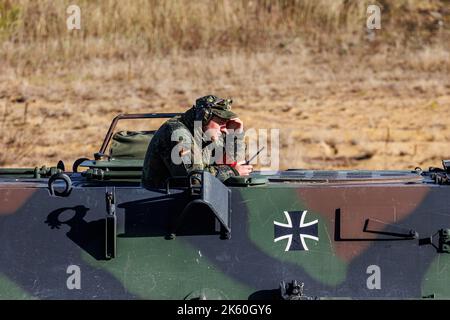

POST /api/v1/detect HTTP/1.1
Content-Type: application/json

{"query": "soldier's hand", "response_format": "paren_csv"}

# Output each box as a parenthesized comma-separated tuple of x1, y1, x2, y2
(226, 118, 243, 133)
(234, 161, 253, 176)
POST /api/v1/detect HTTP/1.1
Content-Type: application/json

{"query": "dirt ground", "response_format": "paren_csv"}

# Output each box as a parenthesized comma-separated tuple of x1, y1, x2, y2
(1, 46, 449, 171)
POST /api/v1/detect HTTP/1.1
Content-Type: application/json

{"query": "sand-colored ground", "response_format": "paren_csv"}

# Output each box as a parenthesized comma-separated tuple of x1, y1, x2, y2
(1, 45, 449, 171)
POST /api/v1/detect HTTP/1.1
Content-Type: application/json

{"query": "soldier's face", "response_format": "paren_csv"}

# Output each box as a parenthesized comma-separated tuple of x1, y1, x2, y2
(204, 116, 228, 141)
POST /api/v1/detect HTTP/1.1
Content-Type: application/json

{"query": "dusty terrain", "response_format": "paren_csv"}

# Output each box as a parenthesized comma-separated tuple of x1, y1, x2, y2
(0, 0, 449, 171)
(1, 47, 449, 171)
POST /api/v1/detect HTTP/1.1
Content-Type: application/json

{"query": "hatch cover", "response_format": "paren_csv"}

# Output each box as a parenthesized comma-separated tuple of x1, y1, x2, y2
(268, 170, 422, 183)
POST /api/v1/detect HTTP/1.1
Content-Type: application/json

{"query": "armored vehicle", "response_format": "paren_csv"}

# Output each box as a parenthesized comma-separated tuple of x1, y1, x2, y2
(1, 113, 450, 299)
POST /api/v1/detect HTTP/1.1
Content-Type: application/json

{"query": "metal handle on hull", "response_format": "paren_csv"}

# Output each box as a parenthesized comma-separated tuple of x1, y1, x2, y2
(48, 173, 73, 197)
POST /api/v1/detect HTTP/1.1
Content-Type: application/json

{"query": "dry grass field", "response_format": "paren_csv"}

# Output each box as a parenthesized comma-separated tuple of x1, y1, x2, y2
(1, 0, 449, 171)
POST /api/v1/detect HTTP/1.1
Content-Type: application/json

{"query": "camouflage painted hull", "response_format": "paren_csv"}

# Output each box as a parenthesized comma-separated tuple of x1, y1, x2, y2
(0, 169, 448, 300)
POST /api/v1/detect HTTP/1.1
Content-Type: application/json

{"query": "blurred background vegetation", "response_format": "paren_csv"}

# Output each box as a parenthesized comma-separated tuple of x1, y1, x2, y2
(1, 0, 449, 68)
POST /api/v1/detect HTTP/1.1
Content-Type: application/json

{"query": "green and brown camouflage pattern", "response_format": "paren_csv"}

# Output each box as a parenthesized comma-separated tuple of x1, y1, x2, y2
(142, 108, 238, 189)
(194, 95, 237, 121)
(0, 113, 449, 300)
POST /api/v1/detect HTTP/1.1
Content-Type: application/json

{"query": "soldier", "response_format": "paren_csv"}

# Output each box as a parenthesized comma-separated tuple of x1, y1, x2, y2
(142, 95, 253, 189)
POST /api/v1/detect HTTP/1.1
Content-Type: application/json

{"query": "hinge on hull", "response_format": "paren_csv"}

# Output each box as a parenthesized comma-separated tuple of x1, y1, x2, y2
(438, 229, 450, 253)
(105, 187, 117, 259)
(279, 280, 317, 300)
(419, 229, 450, 254)
(335, 209, 419, 241)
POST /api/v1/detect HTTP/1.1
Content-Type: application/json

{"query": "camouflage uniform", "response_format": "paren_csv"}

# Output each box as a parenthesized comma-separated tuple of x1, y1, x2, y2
(142, 96, 241, 189)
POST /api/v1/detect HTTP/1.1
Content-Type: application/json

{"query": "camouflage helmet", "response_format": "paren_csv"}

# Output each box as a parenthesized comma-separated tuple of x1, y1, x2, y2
(194, 95, 237, 122)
